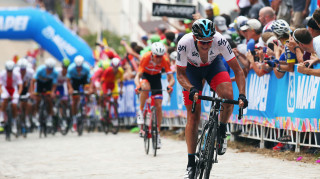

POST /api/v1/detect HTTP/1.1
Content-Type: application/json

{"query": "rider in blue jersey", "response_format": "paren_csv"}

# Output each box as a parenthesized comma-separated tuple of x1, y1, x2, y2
(32, 58, 58, 127)
(66, 55, 91, 131)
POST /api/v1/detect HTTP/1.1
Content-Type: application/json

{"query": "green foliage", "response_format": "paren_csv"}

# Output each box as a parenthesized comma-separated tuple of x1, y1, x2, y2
(81, 30, 129, 57)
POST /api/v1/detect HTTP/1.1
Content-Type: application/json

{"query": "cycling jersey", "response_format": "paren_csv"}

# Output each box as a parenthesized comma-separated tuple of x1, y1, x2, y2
(101, 66, 124, 95)
(14, 67, 34, 86)
(67, 63, 91, 82)
(56, 67, 69, 97)
(33, 65, 58, 84)
(281, 46, 297, 64)
(177, 32, 234, 105)
(138, 51, 172, 75)
(176, 32, 235, 68)
(0, 70, 22, 103)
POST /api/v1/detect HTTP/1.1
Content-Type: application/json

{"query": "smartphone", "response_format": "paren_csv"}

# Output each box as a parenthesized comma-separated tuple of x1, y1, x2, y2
(268, 43, 274, 51)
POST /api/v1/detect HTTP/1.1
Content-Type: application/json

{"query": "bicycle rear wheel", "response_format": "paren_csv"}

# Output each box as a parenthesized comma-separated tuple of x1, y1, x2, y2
(151, 108, 158, 157)
(143, 111, 149, 155)
(109, 102, 120, 134)
(202, 120, 218, 179)
(58, 104, 70, 136)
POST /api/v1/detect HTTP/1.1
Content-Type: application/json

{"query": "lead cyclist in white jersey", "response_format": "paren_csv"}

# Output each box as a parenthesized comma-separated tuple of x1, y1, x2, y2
(176, 19, 248, 178)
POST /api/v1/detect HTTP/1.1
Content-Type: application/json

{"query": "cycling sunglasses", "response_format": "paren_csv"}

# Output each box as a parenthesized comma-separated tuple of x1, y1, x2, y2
(153, 54, 163, 58)
(196, 38, 214, 45)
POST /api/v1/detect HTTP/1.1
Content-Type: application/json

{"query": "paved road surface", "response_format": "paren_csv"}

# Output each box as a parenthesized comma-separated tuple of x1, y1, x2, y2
(0, 132, 319, 179)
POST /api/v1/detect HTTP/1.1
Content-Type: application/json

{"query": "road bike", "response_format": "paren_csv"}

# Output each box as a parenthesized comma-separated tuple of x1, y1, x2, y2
(139, 89, 166, 157)
(192, 91, 243, 179)
(101, 92, 120, 135)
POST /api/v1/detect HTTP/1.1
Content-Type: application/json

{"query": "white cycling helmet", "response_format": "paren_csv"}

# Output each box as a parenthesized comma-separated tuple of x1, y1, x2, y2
(169, 51, 177, 61)
(74, 55, 84, 67)
(271, 19, 290, 37)
(45, 58, 56, 68)
(17, 58, 29, 69)
(111, 58, 120, 67)
(151, 42, 166, 56)
(5, 61, 15, 71)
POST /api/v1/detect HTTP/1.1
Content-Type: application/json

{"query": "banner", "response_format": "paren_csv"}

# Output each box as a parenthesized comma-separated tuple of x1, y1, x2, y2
(152, 3, 196, 19)
(0, 7, 94, 66)
(118, 80, 136, 118)
(231, 65, 320, 132)
(122, 65, 320, 132)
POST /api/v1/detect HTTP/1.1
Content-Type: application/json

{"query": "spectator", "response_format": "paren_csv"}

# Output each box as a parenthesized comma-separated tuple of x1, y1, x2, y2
(204, 3, 215, 21)
(259, 7, 276, 33)
(292, 28, 320, 58)
(248, 0, 265, 19)
(312, 8, 320, 28)
(240, 19, 262, 51)
(237, 0, 251, 16)
(232, 16, 249, 44)
(214, 16, 232, 39)
(141, 36, 148, 47)
(220, 14, 231, 27)
(161, 31, 176, 48)
(273, 0, 293, 24)
(207, 0, 220, 17)
(157, 24, 167, 40)
(291, 0, 311, 28)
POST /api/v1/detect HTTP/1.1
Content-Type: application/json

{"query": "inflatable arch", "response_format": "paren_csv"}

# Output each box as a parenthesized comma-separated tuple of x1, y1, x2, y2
(0, 7, 94, 66)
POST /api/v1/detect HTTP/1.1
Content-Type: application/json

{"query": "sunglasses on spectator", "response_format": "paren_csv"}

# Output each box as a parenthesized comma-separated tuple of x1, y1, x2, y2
(292, 29, 302, 44)
(196, 38, 214, 45)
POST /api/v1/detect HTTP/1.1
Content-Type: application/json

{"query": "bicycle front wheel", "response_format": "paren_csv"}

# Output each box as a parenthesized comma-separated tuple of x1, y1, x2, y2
(202, 121, 218, 179)
(143, 110, 150, 155)
(109, 102, 120, 134)
(151, 108, 158, 157)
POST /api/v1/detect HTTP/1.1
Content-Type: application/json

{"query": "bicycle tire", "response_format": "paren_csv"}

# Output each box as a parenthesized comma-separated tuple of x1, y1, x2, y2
(151, 108, 158, 157)
(143, 111, 149, 155)
(109, 102, 120, 135)
(58, 103, 69, 136)
(102, 109, 109, 134)
(203, 120, 218, 179)
(5, 106, 12, 141)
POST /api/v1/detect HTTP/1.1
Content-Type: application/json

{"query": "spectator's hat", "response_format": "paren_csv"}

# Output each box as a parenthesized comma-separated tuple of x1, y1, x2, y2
(240, 19, 261, 31)
(141, 35, 148, 41)
(184, 19, 192, 24)
(307, 17, 320, 31)
(205, 3, 213, 11)
(234, 16, 248, 30)
(214, 16, 228, 31)
(150, 34, 161, 43)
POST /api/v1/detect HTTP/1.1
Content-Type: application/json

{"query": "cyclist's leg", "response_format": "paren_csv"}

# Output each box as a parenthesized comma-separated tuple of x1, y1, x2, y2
(206, 57, 233, 155)
(148, 74, 163, 132)
(139, 78, 150, 111)
(183, 63, 204, 168)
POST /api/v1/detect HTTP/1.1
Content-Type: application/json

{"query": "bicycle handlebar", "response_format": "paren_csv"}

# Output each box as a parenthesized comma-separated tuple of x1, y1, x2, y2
(191, 95, 243, 120)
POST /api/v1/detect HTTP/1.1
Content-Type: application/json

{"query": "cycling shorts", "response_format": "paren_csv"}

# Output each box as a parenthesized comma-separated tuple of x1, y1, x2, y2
(141, 72, 162, 96)
(183, 57, 231, 105)
(36, 79, 53, 93)
(1, 86, 19, 104)
(71, 75, 89, 91)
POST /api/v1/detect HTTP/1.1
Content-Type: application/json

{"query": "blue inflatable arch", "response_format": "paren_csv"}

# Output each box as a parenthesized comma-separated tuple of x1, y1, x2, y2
(0, 7, 94, 66)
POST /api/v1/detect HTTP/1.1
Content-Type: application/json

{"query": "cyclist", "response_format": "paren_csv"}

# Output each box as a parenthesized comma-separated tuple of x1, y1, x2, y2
(135, 42, 175, 149)
(32, 58, 58, 127)
(0, 61, 23, 133)
(67, 55, 91, 131)
(175, 19, 248, 178)
(56, 58, 70, 98)
(15, 58, 34, 129)
(100, 58, 124, 101)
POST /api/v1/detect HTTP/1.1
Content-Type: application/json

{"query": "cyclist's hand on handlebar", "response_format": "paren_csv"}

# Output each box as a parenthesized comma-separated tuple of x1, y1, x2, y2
(167, 86, 173, 94)
(238, 94, 248, 108)
(135, 85, 141, 94)
(189, 87, 199, 101)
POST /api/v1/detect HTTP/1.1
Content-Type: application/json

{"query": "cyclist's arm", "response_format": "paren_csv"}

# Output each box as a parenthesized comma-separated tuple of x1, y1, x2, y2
(167, 73, 175, 87)
(176, 66, 193, 91)
(67, 78, 73, 93)
(134, 71, 143, 87)
(227, 59, 246, 95)
(18, 84, 23, 95)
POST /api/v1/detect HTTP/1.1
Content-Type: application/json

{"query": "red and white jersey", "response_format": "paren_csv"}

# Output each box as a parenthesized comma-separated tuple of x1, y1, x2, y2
(262, 20, 274, 33)
(0, 70, 22, 88)
(176, 32, 235, 68)
(14, 67, 34, 84)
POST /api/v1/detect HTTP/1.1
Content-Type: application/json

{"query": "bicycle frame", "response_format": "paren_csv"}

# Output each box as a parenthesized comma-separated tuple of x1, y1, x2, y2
(142, 95, 156, 138)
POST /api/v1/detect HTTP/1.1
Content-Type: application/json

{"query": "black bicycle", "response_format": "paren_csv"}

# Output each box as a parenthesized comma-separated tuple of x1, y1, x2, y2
(38, 93, 51, 138)
(72, 88, 87, 136)
(53, 95, 72, 136)
(3, 97, 17, 141)
(192, 91, 243, 179)
(101, 93, 120, 135)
